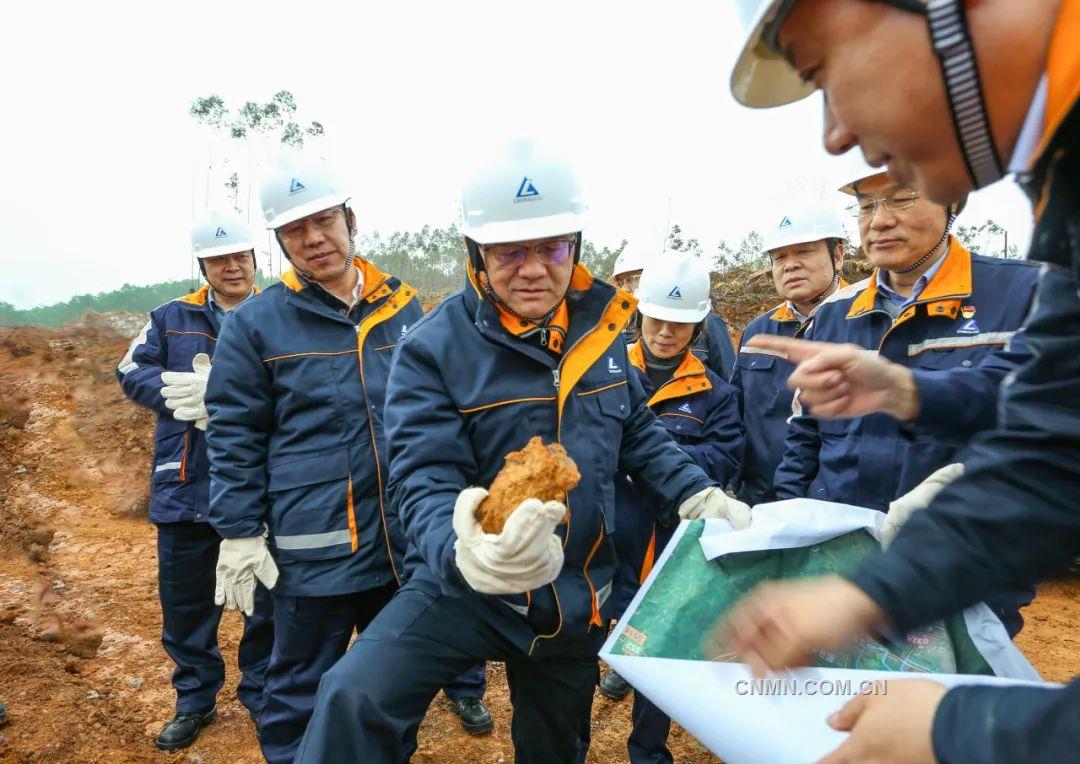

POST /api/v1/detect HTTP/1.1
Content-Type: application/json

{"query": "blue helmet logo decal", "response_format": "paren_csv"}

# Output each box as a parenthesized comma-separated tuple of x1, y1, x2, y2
(515, 176, 540, 199)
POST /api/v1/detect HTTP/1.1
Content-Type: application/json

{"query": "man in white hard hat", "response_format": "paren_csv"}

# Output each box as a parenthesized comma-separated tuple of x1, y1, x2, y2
(730, 200, 848, 507)
(117, 210, 272, 751)
(203, 156, 487, 763)
(613, 242, 737, 381)
(722, 1, 1079, 761)
(294, 139, 750, 763)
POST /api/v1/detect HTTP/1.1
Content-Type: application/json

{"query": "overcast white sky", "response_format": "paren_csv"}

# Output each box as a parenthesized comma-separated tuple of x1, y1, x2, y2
(0, 0, 1034, 309)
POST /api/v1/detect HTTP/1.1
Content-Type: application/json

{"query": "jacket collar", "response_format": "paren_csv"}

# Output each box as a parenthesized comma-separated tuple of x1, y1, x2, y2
(177, 283, 260, 308)
(628, 340, 712, 407)
(846, 237, 971, 319)
(769, 278, 850, 323)
(463, 262, 636, 369)
(280, 257, 395, 304)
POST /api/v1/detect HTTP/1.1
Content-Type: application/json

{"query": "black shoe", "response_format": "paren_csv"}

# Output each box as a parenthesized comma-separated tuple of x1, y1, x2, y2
(449, 697, 494, 735)
(0, 697, 8, 727)
(599, 671, 632, 701)
(155, 707, 216, 751)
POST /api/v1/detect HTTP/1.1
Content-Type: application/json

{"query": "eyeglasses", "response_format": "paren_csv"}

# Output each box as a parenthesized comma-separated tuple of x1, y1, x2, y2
(480, 238, 574, 269)
(278, 208, 344, 243)
(847, 191, 922, 220)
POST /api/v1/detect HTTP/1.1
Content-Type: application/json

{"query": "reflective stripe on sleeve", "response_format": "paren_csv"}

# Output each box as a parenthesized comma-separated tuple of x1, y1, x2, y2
(273, 529, 352, 551)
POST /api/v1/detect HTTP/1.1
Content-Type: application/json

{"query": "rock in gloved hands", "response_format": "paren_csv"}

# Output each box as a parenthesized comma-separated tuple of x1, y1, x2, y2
(677, 486, 751, 529)
(454, 487, 565, 595)
(475, 437, 579, 534)
(214, 535, 279, 615)
(881, 463, 964, 548)
(161, 353, 211, 430)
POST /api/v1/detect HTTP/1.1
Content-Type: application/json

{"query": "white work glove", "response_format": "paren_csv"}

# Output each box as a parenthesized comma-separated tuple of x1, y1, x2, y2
(452, 487, 566, 596)
(161, 353, 211, 431)
(677, 486, 751, 529)
(881, 463, 965, 549)
(214, 535, 279, 615)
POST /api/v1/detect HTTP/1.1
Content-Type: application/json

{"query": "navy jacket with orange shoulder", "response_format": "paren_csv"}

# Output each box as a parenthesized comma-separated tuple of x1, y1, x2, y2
(610, 340, 742, 610)
(204, 259, 422, 598)
(730, 301, 805, 506)
(117, 284, 253, 525)
(383, 264, 714, 658)
(774, 239, 1038, 511)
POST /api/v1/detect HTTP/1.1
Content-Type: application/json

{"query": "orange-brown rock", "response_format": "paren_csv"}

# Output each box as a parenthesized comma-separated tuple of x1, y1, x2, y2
(476, 437, 580, 534)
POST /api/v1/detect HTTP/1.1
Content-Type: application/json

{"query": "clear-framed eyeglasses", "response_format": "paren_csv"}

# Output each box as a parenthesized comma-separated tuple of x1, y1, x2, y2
(480, 237, 575, 269)
(278, 207, 345, 244)
(847, 191, 922, 220)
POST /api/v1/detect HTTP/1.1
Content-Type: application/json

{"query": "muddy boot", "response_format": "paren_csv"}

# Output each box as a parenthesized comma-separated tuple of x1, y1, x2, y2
(599, 670, 632, 701)
(155, 707, 216, 750)
(449, 697, 494, 735)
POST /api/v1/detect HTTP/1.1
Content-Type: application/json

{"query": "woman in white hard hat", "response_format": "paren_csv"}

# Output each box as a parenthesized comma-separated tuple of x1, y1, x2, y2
(600, 254, 743, 764)
(117, 210, 271, 751)
(613, 242, 737, 382)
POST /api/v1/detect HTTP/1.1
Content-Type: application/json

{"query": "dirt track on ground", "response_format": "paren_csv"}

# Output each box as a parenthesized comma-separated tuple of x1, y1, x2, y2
(0, 322, 1076, 763)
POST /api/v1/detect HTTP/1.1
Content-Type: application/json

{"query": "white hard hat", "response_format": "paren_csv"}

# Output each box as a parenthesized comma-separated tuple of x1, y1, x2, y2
(191, 210, 256, 259)
(612, 241, 652, 277)
(761, 201, 848, 253)
(461, 138, 586, 245)
(838, 153, 888, 196)
(636, 254, 712, 324)
(730, 0, 815, 109)
(259, 154, 350, 230)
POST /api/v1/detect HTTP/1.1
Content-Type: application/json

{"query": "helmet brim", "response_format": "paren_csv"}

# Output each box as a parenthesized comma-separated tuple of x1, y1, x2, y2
(195, 241, 257, 259)
(462, 212, 586, 246)
(637, 302, 710, 324)
(730, 1, 816, 109)
(264, 195, 351, 230)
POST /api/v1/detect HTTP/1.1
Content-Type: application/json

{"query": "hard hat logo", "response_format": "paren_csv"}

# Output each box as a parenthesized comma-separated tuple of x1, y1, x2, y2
(288, 178, 306, 195)
(779, 216, 792, 229)
(667, 286, 683, 300)
(214, 227, 228, 238)
(514, 177, 541, 203)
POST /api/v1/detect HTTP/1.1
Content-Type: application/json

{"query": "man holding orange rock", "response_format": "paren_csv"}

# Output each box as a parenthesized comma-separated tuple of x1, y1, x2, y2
(295, 139, 751, 763)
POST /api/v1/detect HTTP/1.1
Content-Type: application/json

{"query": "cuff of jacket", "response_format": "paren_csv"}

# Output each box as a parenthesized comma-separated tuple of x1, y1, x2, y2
(932, 683, 1068, 764)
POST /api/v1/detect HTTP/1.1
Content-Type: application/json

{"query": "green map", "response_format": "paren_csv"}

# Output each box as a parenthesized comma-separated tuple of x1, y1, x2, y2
(613, 521, 993, 676)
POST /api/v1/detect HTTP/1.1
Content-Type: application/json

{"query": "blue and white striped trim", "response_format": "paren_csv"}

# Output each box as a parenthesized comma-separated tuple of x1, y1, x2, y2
(907, 331, 1014, 356)
(273, 529, 352, 551)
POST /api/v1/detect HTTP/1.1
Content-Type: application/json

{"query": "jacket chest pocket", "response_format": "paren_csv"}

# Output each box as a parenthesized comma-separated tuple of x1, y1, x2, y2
(658, 410, 704, 441)
(736, 353, 784, 412)
(267, 449, 355, 562)
(582, 383, 630, 507)
(908, 341, 1004, 371)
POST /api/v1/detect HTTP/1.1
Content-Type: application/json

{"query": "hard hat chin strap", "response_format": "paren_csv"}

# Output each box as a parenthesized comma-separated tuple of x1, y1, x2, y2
(881, 0, 1004, 189)
(893, 209, 956, 274)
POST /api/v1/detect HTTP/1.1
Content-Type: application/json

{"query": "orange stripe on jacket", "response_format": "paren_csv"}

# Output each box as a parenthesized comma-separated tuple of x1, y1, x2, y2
(627, 340, 713, 408)
(846, 238, 971, 320)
